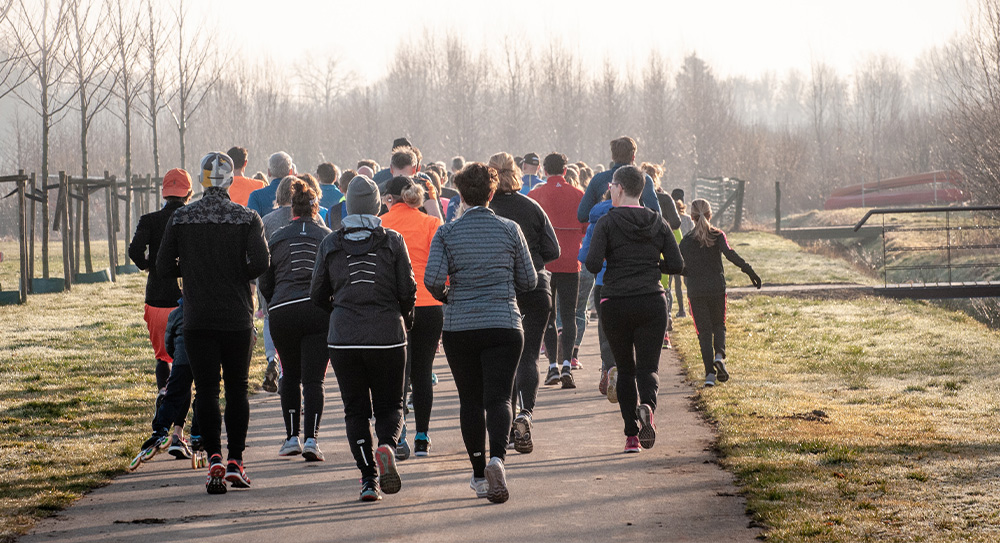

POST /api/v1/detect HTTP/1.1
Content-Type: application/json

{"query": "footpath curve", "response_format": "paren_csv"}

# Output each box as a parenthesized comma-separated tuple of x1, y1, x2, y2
(22, 327, 759, 542)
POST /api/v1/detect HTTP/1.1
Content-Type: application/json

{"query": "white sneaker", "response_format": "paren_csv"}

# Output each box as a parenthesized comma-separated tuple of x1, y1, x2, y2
(484, 457, 509, 504)
(470, 476, 489, 498)
(302, 438, 324, 461)
(278, 436, 302, 456)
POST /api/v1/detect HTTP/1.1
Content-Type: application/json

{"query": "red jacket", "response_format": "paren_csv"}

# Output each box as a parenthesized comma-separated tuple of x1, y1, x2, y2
(528, 176, 587, 273)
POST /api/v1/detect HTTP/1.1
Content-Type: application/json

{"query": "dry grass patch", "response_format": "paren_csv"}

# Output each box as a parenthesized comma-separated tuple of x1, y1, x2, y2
(725, 231, 875, 286)
(674, 295, 1000, 542)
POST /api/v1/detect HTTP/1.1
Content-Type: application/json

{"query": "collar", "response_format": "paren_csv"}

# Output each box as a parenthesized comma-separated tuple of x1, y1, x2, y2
(203, 186, 231, 199)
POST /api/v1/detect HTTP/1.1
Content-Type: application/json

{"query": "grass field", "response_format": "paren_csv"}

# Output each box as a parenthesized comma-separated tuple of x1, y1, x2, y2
(0, 243, 268, 542)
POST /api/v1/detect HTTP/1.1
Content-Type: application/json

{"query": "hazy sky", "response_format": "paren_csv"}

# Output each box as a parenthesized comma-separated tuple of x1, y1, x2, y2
(210, 0, 969, 82)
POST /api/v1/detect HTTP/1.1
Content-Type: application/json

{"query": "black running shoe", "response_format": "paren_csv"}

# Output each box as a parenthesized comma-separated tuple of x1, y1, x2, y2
(413, 433, 431, 457)
(560, 366, 576, 389)
(360, 477, 381, 502)
(167, 434, 192, 459)
(205, 455, 227, 495)
(261, 358, 279, 393)
(543, 366, 560, 385)
(224, 459, 251, 488)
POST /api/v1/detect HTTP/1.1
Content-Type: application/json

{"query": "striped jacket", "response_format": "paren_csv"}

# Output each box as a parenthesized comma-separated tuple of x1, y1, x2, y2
(259, 217, 331, 312)
(424, 206, 537, 332)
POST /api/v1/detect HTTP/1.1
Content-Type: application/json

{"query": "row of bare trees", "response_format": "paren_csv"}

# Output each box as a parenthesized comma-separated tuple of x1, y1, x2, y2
(2, 0, 1000, 240)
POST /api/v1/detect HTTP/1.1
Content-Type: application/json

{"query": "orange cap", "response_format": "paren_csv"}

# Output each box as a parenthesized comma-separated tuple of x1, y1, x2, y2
(162, 168, 192, 198)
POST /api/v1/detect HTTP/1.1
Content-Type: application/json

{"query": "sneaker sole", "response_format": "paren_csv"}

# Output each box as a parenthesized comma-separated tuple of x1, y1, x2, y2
(302, 450, 324, 462)
(360, 490, 382, 502)
(543, 374, 561, 386)
(637, 405, 656, 450)
(715, 361, 730, 382)
(207, 464, 227, 495)
(560, 373, 576, 389)
(375, 447, 402, 495)
(484, 462, 509, 504)
(395, 441, 410, 461)
(624, 447, 641, 454)
(225, 472, 251, 488)
(513, 419, 533, 454)
(168, 445, 191, 460)
(607, 368, 618, 403)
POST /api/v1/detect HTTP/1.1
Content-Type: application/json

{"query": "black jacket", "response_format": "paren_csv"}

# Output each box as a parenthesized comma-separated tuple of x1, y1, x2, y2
(310, 216, 417, 348)
(156, 187, 270, 331)
(260, 217, 332, 311)
(489, 191, 560, 293)
(585, 206, 683, 299)
(128, 200, 184, 307)
(679, 230, 753, 298)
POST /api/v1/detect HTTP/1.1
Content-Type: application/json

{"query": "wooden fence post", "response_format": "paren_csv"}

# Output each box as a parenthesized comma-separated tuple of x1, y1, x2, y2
(60, 172, 73, 291)
(105, 172, 117, 282)
(17, 175, 28, 304)
(28, 172, 35, 289)
(42, 173, 50, 279)
(733, 179, 746, 232)
(775, 182, 781, 234)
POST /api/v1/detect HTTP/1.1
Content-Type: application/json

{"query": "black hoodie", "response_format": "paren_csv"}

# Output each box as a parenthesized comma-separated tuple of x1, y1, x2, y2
(585, 206, 683, 299)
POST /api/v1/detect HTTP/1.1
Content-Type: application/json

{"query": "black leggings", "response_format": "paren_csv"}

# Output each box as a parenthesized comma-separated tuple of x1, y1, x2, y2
(404, 306, 444, 434)
(592, 284, 616, 372)
(329, 347, 406, 479)
(513, 288, 550, 415)
(185, 328, 254, 461)
(153, 362, 200, 436)
(688, 295, 727, 375)
(544, 272, 579, 365)
(600, 293, 666, 437)
(270, 302, 330, 440)
(442, 328, 523, 478)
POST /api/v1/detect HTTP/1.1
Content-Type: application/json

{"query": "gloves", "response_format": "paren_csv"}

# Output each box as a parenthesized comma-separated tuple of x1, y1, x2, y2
(424, 181, 438, 201)
(747, 268, 762, 289)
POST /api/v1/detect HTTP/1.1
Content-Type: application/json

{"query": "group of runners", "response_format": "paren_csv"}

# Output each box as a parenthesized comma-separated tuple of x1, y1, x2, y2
(126, 135, 761, 503)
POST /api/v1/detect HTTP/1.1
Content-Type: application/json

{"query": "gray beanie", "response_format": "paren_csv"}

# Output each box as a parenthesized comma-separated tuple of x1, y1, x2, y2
(346, 175, 381, 216)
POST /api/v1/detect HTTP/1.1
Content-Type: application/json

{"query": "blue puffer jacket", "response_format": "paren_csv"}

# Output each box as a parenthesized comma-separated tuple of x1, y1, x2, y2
(578, 200, 613, 285)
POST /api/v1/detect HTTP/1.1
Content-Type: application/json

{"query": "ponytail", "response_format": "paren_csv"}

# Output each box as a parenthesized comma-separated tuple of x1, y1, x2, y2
(400, 182, 426, 208)
(689, 198, 720, 247)
(290, 179, 318, 218)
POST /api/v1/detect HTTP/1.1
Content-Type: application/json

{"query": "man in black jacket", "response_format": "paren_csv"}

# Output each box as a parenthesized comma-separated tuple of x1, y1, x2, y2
(157, 151, 270, 495)
(128, 168, 192, 406)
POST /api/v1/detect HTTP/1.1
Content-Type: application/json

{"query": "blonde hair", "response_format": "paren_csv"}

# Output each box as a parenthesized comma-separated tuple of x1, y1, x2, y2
(400, 182, 426, 208)
(640, 161, 664, 182)
(488, 152, 522, 193)
(689, 198, 721, 247)
(564, 166, 580, 187)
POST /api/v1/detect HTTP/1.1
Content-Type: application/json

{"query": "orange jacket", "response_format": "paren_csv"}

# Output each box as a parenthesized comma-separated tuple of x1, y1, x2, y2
(380, 203, 443, 307)
(229, 176, 267, 207)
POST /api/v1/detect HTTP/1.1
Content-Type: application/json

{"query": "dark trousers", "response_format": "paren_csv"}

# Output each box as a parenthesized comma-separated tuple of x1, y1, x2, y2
(152, 362, 200, 436)
(270, 303, 330, 440)
(689, 295, 727, 375)
(329, 347, 406, 479)
(513, 288, 551, 415)
(443, 328, 523, 478)
(185, 328, 254, 461)
(593, 284, 616, 372)
(600, 293, 666, 436)
(544, 272, 579, 365)
(403, 306, 444, 434)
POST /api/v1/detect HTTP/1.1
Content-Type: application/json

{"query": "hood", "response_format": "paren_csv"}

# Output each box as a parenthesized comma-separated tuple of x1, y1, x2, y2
(606, 206, 663, 242)
(338, 214, 387, 256)
(589, 199, 614, 224)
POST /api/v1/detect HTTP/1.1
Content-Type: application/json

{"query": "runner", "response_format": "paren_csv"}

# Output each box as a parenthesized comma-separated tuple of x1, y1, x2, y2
(157, 151, 269, 493)
(642, 162, 683, 347)
(227, 147, 267, 207)
(518, 153, 543, 194)
(577, 136, 661, 222)
(584, 165, 683, 454)
(311, 175, 417, 502)
(528, 153, 587, 388)
(127, 168, 191, 408)
(425, 163, 537, 503)
(578, 193, 618, 399)
(379, 176, 444, 459)
(678, 198, 761, 387)
(259, 179, 332, 461)
(316, 162, 344, 208)
(487, 151, 559, 455)
(671, 189, 694, 318)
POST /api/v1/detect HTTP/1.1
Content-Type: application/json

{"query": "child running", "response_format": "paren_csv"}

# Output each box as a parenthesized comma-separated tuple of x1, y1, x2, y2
(584, 166, 683, 454)
(678, 199, 761, 387)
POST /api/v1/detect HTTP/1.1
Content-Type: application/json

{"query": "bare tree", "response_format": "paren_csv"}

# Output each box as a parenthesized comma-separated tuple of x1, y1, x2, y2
(67, 0, 116, 179)
(141, 0, 170, 177)
(106, 0, 147, 187)
(851, 54, 906, 184)
(0, 0, 30, 100)
(5, 0, 73, 199)
(164, 0, 220, 170)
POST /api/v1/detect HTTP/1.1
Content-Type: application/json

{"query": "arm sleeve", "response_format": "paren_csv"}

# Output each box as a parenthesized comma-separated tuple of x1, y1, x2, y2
(538, 209, 561, 264)
(659, 224, 684, 275)
(155, 217, 180, 279)
(395, 236, 418, 320)
(258, 243, 276, 304)
(660, 194, 682, 230)
(164, 309, 180, 358)
(127, 217, 150, 270)
(511, 223, 538, 293)
(245, 215, 270, 281)
(585, 218, 609, 275)
(640, 175, 661, 214)
(424, 230, 450, 303)
(310, 242, 334, 313)
(719, 232, 752, 273)
(578, 221, 596, 263)
(577, 178, 603, 222)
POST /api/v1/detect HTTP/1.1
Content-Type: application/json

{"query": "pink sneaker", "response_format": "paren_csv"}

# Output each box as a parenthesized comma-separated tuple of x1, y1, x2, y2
(570, 358, 583, 370)
(624, 435, 641, 453)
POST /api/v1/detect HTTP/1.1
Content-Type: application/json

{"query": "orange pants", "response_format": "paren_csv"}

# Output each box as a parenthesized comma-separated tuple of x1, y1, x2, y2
(143, 304, 175, 363)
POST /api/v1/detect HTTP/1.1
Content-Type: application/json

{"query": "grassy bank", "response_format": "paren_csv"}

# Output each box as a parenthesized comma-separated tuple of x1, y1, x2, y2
(0, 267, 267, 541)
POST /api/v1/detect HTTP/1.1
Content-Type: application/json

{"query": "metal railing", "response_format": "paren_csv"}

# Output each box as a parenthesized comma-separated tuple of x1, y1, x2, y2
(853, 205, 1000, 297)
